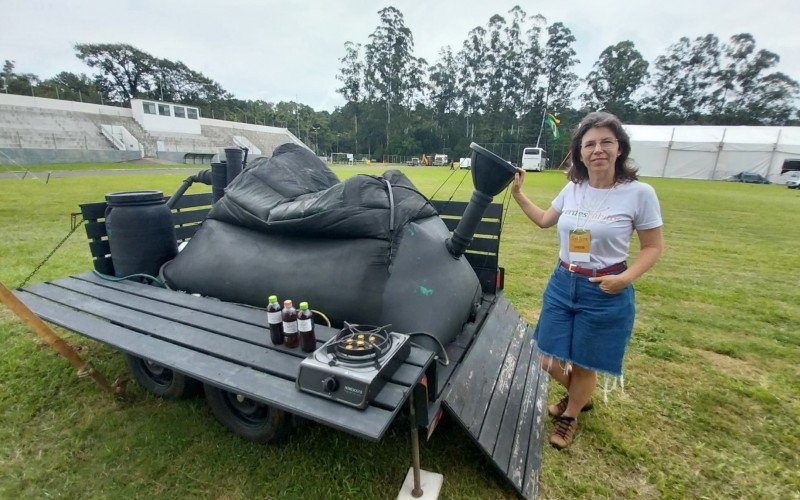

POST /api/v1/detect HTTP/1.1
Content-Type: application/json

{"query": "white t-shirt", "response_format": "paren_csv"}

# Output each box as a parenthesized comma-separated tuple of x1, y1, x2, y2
(551, 180, 663, 269)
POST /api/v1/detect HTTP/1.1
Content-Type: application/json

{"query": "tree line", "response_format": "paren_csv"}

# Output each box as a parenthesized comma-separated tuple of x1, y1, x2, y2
(2, 5, 798, 165)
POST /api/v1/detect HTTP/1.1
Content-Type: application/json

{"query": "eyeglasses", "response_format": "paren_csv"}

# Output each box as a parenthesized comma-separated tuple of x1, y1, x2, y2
(581, 139, 618, 152)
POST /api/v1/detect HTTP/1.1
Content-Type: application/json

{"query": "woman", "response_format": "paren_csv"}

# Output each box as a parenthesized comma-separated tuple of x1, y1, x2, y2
(512, 111, 664, 450)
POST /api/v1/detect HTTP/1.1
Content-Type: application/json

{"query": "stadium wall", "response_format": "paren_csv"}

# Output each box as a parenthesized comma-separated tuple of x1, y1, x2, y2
(0, 94, 307, 165)
(0, 148, 141, 165)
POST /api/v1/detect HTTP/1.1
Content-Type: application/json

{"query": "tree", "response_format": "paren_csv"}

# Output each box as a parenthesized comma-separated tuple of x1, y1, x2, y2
(716, 34, 799, 124)
(583, 41, 649, 119)
(38, 71, 104, 103)
(518, 13, 548, 118)
(501, 6, 533, 115)
(151, 58, 230, 105)
(429, 47, 459, 117)
(645, 35, 722, 122)
(75, 43, 230, 107)
(363, 6, 423, 155)
(542, 22, 580, 112)
(336, 41, 364, 104)
(74, 43, 157, 103)
(736, 71, 798, 125)
(456, 26, 490, 137)
(1, 60, 40, 96)
(336, 41, 366, 153)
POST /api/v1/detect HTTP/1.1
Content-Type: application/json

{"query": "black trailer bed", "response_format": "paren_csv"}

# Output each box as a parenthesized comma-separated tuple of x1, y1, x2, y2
(14, 271, 435, 442)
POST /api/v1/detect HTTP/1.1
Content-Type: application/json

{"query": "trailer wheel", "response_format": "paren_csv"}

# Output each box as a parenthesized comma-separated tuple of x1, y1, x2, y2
(124, 354, 199, 399)
(203, 384, 292, 444)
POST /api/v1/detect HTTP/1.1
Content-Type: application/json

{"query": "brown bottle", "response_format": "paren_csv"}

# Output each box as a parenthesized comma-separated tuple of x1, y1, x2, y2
(298, 302, 316, 352)
(267, 295, 283, 345)
(282, 300, 299, 348)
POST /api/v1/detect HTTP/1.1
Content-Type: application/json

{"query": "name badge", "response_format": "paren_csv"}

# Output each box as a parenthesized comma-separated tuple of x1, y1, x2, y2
(569, 229, 591, 262)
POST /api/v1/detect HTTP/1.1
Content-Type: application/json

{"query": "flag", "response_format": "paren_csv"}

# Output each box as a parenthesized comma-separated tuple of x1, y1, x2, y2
(546, 113, 560, 140)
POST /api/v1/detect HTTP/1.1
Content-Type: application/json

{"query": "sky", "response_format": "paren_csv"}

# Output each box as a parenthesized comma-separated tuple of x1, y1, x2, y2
(2, 0, 799, 111)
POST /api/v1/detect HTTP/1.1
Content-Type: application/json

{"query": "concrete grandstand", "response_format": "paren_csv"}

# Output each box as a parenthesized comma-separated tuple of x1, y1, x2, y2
(0, 93, 306, 165)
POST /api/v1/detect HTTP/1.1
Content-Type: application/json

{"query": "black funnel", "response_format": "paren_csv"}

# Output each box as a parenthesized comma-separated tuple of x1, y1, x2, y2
(445, 143, 516, 258)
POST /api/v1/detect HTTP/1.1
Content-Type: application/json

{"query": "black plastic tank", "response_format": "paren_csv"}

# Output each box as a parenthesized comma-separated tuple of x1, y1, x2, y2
(224, 148, 244, 184)
(210, 162, 227, 203)
(104, 191, 178, 278)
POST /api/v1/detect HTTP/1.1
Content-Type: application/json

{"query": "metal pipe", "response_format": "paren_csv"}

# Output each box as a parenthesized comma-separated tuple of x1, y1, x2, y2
(166, 170, 212, 209)
(408, 396, 423, 497)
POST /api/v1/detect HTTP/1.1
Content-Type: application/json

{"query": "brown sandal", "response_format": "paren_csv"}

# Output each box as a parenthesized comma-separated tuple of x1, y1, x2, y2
(547, 395, 594, 418)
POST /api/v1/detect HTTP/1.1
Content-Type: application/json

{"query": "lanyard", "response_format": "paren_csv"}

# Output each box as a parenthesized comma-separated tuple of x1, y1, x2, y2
(575, 182, 615, 230)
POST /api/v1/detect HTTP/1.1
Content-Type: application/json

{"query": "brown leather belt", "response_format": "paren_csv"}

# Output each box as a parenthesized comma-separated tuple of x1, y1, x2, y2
(559, 260, 627, 277)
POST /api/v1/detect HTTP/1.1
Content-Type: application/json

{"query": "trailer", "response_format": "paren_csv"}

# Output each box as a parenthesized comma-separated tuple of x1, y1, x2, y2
(8, 144, 550, 498)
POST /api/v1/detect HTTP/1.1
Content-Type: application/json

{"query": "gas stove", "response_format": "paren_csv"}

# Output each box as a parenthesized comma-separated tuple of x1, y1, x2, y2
(296, 324, 411, 409)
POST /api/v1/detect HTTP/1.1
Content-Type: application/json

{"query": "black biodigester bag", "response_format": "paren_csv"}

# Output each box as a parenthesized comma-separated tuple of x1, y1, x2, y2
(161, 143, 481, 350)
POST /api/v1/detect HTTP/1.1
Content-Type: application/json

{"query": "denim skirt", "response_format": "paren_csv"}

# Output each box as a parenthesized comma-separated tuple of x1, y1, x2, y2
(533, 264, 635, 376)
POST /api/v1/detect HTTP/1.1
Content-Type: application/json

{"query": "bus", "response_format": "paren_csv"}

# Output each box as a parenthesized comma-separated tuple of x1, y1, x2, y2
(521, 147, 546, 172)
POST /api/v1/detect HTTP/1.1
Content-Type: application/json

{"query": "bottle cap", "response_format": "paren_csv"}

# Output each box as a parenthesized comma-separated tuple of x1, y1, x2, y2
(283, 300, 293, 308)
(268, 295, 277, 303)
(299, 302, 309, 310)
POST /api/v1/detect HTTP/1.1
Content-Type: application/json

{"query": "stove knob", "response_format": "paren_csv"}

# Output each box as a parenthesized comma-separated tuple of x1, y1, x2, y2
(322, 376, 338, 392)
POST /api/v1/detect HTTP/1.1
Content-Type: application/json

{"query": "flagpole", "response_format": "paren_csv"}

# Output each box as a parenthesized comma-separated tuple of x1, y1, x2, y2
(536, 108, 548, 148)
(536, 68, 553, 148)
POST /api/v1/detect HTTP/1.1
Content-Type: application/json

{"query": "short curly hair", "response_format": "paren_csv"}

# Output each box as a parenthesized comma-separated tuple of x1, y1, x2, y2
(566, 111, 638, 183)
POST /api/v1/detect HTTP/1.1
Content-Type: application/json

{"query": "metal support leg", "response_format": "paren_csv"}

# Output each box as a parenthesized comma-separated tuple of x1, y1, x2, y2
(408, 396, 423, 497)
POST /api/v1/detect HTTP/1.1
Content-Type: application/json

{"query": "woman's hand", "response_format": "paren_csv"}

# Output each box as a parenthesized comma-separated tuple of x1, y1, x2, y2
(512, 167, 525, 194)
(588, 274, 631, 295)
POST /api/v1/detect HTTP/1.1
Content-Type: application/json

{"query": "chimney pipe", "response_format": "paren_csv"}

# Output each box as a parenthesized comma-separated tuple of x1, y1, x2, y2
(445, 143, 516, 258)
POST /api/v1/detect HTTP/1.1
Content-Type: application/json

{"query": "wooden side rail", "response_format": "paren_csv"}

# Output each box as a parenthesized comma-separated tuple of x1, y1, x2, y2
(431, 200, 504, 293)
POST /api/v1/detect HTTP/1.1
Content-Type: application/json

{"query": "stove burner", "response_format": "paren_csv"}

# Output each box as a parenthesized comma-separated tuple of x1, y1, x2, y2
(326, 324, 392, 367)
(296, 328, 412, 409)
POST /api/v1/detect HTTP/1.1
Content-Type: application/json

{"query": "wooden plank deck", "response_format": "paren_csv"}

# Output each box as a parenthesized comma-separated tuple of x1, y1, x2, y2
(442, 293, 549, 499)
(15, 272, 435, 442)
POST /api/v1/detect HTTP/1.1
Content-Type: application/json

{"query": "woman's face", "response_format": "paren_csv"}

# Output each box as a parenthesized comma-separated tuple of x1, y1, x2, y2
(579, 126, 620, 177)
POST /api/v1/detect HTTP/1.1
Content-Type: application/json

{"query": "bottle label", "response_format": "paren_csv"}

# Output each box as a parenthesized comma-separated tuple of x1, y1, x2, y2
(283, 321, 298, 334)
(298, 319, 313, 331)
(267, 311, 281, 323)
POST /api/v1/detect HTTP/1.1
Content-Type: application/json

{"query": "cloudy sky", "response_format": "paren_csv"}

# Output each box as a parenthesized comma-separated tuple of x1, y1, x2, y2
(2, 0, 798, 111)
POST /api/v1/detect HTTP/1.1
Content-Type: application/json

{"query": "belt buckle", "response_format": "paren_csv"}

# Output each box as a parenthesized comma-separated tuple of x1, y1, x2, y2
(567, 263, 579, 273)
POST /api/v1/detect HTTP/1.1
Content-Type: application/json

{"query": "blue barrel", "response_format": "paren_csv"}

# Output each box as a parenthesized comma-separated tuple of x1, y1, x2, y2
(105, 191, 178, 278)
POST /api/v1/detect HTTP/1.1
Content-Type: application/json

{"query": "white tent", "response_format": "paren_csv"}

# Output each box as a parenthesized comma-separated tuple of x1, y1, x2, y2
(625, 125, 800, 183)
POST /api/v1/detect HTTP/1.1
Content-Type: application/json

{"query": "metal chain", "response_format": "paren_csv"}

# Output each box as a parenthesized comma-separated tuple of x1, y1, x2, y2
(18, 213, 84, 289)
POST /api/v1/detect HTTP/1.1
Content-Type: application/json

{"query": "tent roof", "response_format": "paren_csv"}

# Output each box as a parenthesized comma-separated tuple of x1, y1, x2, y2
(625, 125, 800, 147)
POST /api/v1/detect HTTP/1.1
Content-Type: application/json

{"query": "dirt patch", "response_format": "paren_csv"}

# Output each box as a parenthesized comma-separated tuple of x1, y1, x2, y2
(697, 349, 763, 379)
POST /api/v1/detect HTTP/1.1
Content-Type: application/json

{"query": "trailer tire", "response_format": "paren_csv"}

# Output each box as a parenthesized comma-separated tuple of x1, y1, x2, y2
(124, 353, 200, 399)
(203, 384, 292, 444)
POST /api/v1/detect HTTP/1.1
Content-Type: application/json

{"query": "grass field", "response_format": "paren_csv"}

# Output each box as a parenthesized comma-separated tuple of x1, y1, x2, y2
(0, 162, 195, 173)
(1, 165, 798, 498)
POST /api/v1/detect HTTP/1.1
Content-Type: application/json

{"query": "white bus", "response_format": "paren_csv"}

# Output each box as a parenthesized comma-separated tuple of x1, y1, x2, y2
(521, 147, 546, 171)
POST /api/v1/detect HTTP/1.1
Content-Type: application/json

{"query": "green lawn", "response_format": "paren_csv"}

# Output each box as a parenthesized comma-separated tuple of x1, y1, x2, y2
(0, 162, 194, 172)
(1, 166, 798, 498)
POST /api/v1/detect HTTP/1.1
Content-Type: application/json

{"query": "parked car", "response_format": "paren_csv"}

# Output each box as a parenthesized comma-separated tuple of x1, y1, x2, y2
(726, 171, 771, 184)
(787, 177, 800, 189)
(406, 157, 420, 166)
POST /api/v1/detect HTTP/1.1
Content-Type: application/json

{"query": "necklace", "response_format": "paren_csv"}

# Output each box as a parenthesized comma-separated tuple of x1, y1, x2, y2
(575, 182, 615, 229)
